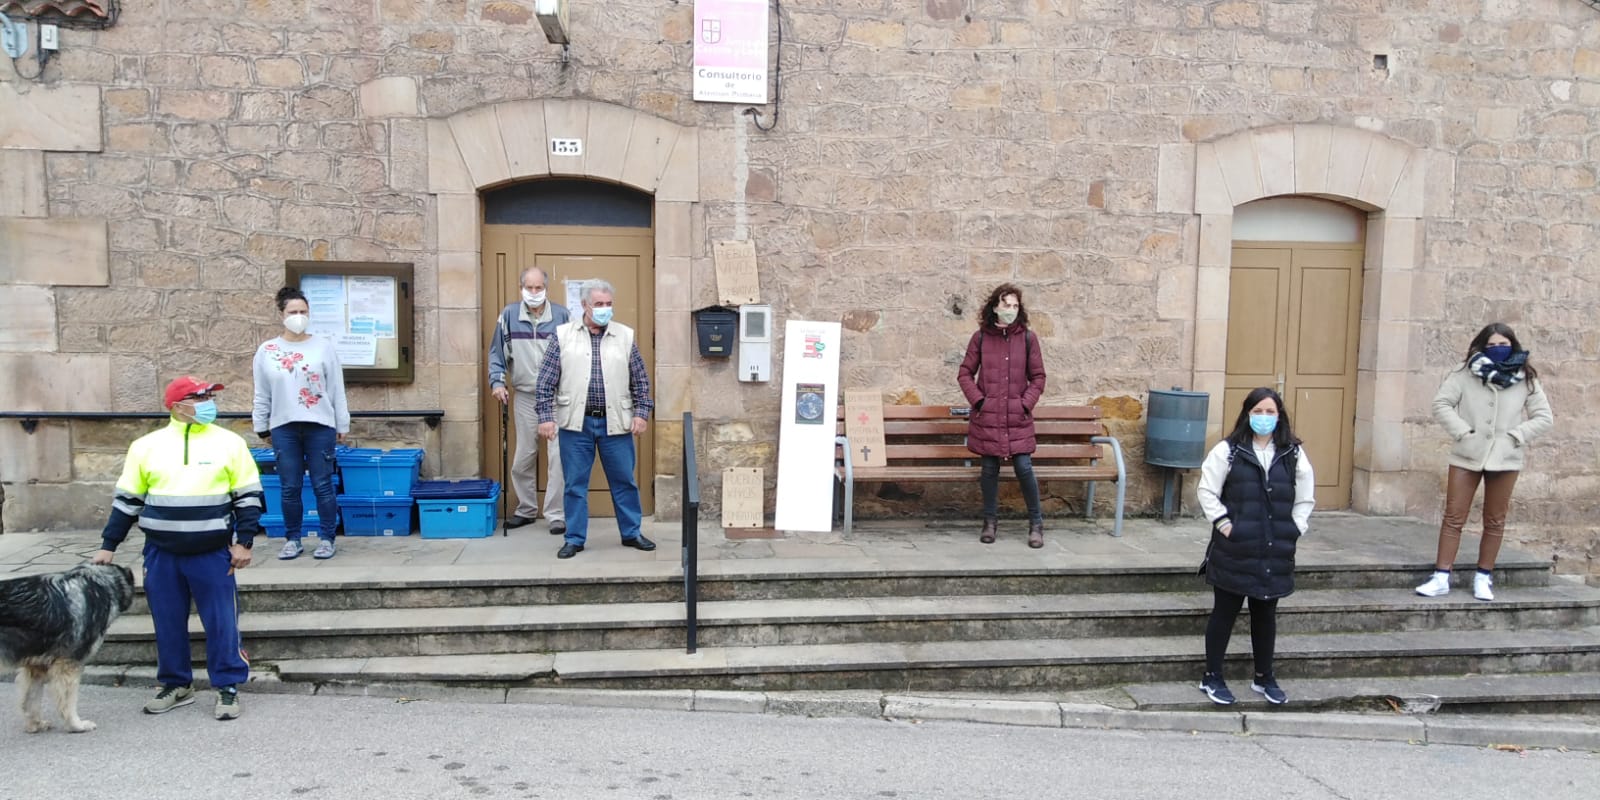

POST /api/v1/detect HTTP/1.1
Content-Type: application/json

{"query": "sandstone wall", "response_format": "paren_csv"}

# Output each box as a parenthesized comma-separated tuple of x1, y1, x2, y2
(0, 1, 1595, 572)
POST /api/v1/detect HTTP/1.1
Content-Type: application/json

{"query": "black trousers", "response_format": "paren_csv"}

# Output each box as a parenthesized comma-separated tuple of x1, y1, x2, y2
(1204, 587, 1278, 677)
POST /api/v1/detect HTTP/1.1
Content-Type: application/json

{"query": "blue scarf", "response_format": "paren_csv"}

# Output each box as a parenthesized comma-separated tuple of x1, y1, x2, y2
(1469, 350, 1527, 388)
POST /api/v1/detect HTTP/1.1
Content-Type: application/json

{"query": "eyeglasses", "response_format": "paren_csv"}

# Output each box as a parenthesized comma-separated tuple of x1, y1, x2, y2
(183, 392, 213, 402)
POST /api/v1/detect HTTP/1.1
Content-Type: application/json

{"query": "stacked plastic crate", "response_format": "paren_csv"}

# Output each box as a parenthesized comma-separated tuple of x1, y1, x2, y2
(413, 479, 502, 539)
(335, 448, 425, 536)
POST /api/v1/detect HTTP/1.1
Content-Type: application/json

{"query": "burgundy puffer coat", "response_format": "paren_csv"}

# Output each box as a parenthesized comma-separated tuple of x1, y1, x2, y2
(957, 325, 1046, 458)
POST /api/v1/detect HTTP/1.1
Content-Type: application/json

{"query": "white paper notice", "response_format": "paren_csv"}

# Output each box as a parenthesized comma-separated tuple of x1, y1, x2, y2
(335, 333, 378, 367)
(347, 276, 397, 339)
(564, 278, 590, 323)
(299, 275, 347, 338)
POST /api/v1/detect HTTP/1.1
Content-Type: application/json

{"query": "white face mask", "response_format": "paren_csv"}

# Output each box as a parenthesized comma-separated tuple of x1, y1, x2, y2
(522, 289, 546, 307)
(284, 313, 310, 335)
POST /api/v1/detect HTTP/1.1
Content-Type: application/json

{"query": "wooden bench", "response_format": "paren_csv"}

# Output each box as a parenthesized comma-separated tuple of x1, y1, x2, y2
(833, 404, 1126, 537)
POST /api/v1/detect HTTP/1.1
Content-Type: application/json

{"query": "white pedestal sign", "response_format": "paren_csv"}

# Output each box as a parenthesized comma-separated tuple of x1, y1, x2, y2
(773, 320, 842, 532)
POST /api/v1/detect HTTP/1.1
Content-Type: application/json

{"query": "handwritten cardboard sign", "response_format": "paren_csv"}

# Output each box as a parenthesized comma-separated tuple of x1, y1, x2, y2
(843, 390, 888, 468)
(721, 467, 764, 528)
(713, 239, 761, 305)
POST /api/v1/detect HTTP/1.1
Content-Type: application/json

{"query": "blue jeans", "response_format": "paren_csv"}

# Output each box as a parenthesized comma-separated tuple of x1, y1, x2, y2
(271, 421, 338, 541)
(558, 415, 643, 547)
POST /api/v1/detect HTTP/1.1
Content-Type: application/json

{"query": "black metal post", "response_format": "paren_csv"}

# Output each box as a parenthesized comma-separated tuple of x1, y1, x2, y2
(681, 411, 700, 654)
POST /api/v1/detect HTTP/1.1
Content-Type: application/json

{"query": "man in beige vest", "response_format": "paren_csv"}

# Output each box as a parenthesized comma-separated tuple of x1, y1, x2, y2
(535, 280, 656, 559)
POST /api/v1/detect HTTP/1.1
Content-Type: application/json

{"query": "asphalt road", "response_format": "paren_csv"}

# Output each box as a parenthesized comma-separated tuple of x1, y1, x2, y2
(2, 686, 1594, 799)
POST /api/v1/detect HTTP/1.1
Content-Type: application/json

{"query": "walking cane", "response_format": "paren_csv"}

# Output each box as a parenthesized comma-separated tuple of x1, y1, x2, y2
(500, 397, 510, 537)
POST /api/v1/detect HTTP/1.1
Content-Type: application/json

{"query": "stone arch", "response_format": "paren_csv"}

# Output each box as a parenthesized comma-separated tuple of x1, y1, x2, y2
(422, 99, 699, 503)
(1189, 124, 1434, 514)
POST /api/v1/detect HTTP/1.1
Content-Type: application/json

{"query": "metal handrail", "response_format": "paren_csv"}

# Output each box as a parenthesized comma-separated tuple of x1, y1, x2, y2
(1, 410, 445, 433)
(681, 411, 700, 654)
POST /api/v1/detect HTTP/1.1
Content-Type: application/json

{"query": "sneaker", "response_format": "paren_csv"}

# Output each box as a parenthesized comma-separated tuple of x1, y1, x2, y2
(214, 687, 241, 721)
(313, 538, 336, 560)
(143, 685, 195, 714)
(1474, 572, 1495, 602)
(1415, 571, 1451, 597)
(277, 539, 304, 560)
(1199, 672, 1235, 706)
(1251, 673, 1288, 705)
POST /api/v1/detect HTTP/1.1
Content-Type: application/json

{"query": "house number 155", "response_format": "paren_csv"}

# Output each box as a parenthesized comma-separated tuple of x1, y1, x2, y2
(550, 138, 583, 156)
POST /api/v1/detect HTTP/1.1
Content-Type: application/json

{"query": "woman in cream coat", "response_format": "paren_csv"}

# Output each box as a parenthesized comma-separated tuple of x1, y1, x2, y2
(1416, 323, 1553, 602)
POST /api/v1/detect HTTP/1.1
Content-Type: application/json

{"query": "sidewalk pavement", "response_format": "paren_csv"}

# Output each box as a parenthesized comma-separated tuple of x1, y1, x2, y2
(0, 512, 1498, 581)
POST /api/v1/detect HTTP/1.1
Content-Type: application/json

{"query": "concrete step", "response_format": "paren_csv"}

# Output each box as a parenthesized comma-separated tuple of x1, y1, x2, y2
(261, 627, 1600, 692)
(124, 555, 1558, 614)
(99, 584, 1600, 663)
(1121, 672, 1600, 715)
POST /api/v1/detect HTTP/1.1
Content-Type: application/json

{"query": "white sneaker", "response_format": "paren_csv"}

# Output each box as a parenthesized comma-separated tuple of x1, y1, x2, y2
(1473, 572, 1494, 601)
(1415, 571, 1451, 597)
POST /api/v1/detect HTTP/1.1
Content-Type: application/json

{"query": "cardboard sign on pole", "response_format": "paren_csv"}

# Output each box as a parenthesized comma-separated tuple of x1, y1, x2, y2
(773, 320, 842, 532)
(721, 467, 764, 528)
(843, 390, 888, 468)
(713, 240, 761, 305)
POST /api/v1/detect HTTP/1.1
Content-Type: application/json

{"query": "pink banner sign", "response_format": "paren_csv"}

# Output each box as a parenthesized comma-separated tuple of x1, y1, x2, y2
(693, 0, 769, 104)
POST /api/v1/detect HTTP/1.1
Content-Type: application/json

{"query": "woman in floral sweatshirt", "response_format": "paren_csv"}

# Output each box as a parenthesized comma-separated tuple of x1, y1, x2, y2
(252, 286, 351, 561)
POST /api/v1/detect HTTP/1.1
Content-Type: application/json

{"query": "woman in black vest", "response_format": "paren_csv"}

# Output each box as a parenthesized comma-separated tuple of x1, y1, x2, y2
(1195, 387, 1315, 706)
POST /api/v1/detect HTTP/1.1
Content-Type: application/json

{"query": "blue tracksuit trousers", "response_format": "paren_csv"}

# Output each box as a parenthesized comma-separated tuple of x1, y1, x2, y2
(142, 544, 249, 689)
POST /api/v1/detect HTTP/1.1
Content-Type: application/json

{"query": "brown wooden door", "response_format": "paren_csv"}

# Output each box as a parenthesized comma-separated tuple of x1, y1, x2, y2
(1225, 242, 1363, 509)
(480, 225, 656, 517)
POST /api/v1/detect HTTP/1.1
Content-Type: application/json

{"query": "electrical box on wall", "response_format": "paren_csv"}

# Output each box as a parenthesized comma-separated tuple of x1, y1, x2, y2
(738, 304, 772, 382)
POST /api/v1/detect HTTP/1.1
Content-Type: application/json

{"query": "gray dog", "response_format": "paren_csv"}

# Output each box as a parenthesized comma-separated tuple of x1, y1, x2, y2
(0, 563, 136, 733)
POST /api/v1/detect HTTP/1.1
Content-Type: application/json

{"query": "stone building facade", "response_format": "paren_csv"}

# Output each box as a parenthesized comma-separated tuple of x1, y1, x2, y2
(0, 0, 1596, 575)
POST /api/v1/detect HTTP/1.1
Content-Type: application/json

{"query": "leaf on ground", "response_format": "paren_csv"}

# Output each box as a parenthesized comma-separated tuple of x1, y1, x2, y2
(1490, 743, 1525, 753)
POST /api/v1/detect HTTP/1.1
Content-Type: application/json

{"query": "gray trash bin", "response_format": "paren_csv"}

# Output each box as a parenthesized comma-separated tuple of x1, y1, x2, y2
(1145, 388, 1209, 520)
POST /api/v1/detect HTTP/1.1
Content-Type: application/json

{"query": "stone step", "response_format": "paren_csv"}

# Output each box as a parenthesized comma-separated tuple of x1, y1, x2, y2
(262, 627, 1600, 692)
(1120, 672, 1600, 715)
(124, 555, 1558, 614)
(100, 584, 1600, 664)
(107, 583, 1600, 661)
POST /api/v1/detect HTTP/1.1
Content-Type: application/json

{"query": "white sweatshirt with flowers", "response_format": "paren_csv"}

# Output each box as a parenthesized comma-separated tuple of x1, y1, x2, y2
(252, 335, 351, 434)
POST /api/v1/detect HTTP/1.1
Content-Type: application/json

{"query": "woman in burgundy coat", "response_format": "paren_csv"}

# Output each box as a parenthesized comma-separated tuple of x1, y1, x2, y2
(958, 283, 1048, 548)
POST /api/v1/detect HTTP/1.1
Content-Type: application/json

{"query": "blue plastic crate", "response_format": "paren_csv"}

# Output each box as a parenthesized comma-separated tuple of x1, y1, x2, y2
(417, 483, 500, 539)
(412, 479, 497, 500)
(337, 448, 424, 497)
(260, 513, 285, 539)
(250, 447, 277, 474)
(337, 495, 415, 537)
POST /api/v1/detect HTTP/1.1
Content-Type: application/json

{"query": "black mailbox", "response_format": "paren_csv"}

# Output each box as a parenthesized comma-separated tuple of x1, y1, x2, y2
(693, 306, 738, 358)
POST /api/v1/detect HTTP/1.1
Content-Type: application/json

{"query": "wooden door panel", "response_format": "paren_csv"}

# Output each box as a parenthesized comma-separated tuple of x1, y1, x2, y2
(1292, 386, 1345, 504)
(1231, 241, 1363, 511)
(1294, 268, 1353, 377)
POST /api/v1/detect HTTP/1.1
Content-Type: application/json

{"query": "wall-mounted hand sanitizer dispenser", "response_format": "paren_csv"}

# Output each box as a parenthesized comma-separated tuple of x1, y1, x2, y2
(738, 304, 772, 382)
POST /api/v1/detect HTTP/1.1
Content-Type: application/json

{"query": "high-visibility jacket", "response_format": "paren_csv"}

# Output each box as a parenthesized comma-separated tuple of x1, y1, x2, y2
(100, 420, 265, 554)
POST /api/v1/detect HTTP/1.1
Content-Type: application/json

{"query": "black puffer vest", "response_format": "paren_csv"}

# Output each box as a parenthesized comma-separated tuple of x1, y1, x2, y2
(1206, 443, 1301, 600)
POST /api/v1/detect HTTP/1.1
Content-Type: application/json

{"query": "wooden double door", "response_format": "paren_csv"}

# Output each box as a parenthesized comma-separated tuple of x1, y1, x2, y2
(479, 225, 656, 517)
(1225, 242, 1363, 509)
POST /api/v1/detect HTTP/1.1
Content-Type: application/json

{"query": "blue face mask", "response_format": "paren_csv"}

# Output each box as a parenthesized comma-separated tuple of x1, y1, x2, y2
(190, 399, 218, 426)
(590, 306, 614, 326)
(1249, 413, 1277, 436)
(1484, 345, 1513, 363)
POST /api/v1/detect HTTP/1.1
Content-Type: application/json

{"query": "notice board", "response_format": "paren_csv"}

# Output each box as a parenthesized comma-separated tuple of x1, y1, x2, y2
(285, 261, 415, 384)
(773, 320, 842, 532)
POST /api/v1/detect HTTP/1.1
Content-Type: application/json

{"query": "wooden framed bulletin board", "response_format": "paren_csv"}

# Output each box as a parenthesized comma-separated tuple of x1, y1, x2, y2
(284, 261, 415, 384)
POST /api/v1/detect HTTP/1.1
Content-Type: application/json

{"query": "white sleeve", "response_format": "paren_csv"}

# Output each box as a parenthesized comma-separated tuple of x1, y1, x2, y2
(1293, 448, 1316, 534)
(251, 345, 271, 434)
(1195, 442, 1232, 526)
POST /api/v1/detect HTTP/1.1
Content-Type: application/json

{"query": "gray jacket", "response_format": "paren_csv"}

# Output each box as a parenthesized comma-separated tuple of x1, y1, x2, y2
(1432, 365, 1554, 472)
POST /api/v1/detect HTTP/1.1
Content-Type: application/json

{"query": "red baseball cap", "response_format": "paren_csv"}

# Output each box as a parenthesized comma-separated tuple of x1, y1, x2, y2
(163, 376, 225, 410)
